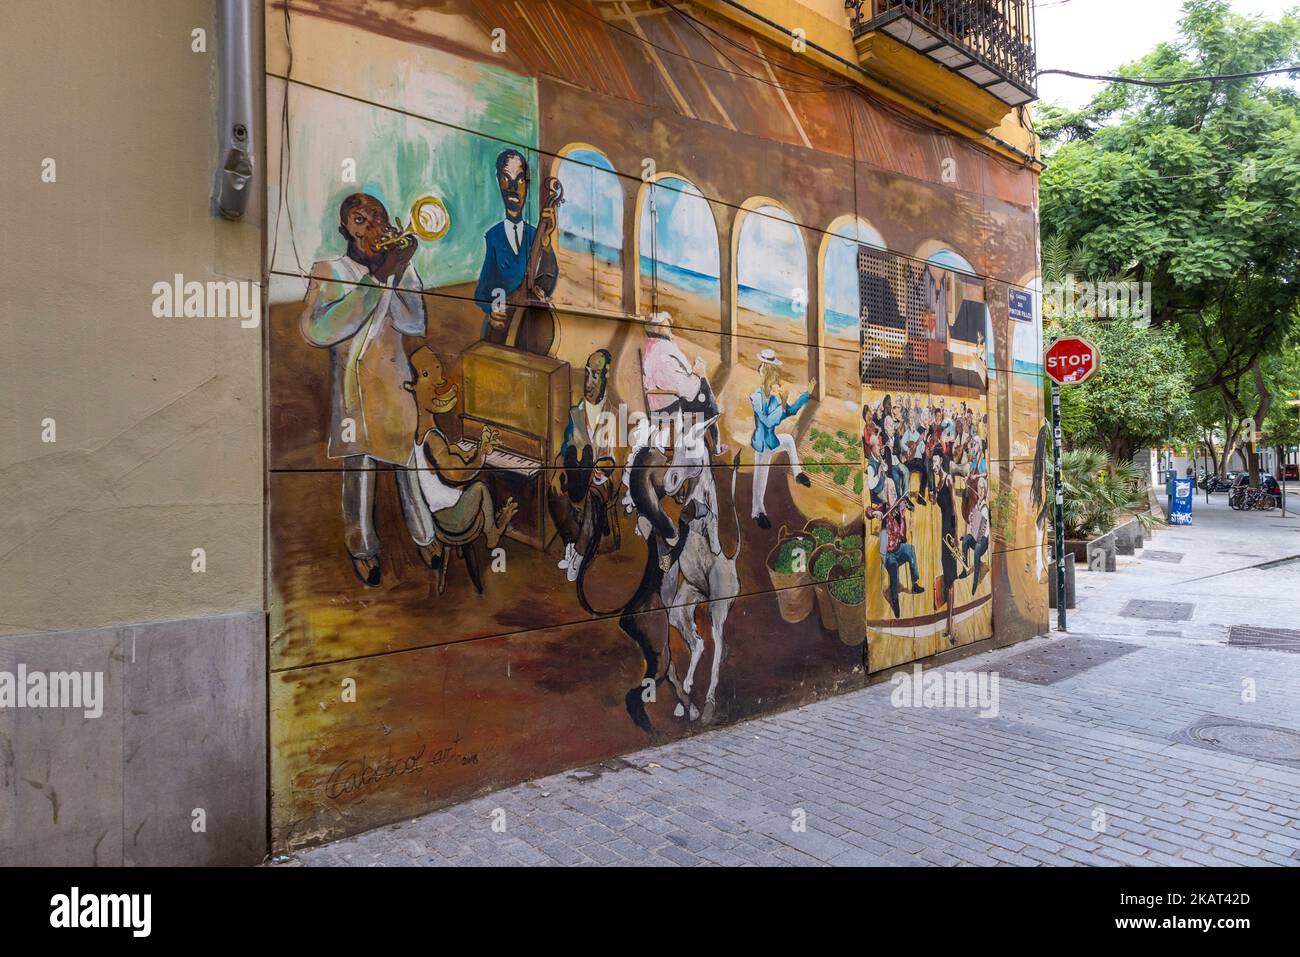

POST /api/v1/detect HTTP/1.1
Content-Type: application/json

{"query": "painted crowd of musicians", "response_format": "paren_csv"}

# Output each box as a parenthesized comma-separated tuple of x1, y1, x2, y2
(863, 392, 990, 638)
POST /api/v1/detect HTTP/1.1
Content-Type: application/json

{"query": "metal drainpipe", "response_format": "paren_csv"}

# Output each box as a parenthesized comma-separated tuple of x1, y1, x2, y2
(214, 0, 255, 220)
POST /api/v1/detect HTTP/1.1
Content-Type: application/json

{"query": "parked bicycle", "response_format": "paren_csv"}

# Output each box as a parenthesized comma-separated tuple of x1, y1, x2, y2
(1228, 473, 1281, 511)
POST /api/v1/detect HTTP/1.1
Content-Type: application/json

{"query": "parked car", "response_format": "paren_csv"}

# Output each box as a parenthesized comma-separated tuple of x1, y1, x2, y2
(1283, 463, 1299, 481)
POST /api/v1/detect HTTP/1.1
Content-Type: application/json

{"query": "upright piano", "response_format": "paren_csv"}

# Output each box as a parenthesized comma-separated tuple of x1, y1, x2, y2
(457, 340, 569, 551)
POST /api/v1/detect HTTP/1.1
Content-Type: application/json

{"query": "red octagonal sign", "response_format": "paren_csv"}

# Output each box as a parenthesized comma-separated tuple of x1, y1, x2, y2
(1045, 336, 1099, 386)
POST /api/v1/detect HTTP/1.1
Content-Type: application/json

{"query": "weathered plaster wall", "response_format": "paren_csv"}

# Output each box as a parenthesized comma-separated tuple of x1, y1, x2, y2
(706, 0, 1039, 158)
(0, 0, 264, 637)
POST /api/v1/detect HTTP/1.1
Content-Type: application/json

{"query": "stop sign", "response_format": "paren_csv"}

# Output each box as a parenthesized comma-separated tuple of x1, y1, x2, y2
(1045, 336, 1099, 386)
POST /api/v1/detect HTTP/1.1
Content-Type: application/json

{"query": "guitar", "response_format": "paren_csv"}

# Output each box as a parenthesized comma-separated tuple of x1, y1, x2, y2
(923, 422, 942, 460)
(502, 176, 564, 351)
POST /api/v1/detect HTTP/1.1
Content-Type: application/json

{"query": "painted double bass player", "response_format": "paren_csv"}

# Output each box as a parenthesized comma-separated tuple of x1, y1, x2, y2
(474, 147, 564, 355)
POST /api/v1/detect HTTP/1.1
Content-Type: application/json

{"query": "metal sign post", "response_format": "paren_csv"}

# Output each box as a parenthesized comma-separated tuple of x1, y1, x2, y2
(1044, 335, 1100, 633)
(1052, 382, 1066, 632)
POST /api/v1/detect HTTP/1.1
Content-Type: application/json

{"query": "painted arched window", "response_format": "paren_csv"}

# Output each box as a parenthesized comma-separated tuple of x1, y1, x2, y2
(820, 217, 884, 403)
(553, 146, 623, 311)
(1008, 275, 1045, 460)
(734, 202, 806, 373)
(822, 218, 885, 352)
(638, 176, 720, 330)
(927, 246, 993, 379)
(926, 248, 976, 276)
(1012, 277, 1043, 376)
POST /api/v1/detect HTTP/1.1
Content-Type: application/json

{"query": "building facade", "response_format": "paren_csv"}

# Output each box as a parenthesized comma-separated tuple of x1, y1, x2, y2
(2, 0, 1045, 863)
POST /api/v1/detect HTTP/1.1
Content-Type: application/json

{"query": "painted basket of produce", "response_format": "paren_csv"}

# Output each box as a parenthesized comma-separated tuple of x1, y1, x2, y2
(810, 544, 843, 631)
(803, 518, 840, 549)
(811, 535, 866, 640)
(827, 573, 867, 647)
(766, 527, 817, 622)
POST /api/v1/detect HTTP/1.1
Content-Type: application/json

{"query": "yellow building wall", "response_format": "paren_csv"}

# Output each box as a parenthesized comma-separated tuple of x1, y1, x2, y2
(0, 0, 265, 635)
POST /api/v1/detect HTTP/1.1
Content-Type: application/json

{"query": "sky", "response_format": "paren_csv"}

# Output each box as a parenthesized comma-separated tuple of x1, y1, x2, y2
(1035, 0, 1298, 108)
(557, 148, 623, 250)
(736, 205, 805, 298)
(638, 177, 721, 279)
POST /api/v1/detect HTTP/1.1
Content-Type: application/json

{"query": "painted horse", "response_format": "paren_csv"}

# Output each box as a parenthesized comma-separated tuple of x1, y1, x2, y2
(661, 415, 743, 726)
(574, 414, 742, 732)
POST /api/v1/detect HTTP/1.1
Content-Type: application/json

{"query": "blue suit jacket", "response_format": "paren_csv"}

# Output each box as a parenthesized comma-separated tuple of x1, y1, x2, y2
(474, 220, 535, 316)
(750, 389, 810, 452)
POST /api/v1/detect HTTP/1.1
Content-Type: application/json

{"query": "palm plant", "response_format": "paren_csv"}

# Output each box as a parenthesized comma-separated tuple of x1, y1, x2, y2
(1053, 447, 1155, 540)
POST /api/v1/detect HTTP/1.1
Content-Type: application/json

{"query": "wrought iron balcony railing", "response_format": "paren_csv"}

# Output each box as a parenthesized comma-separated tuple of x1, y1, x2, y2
(850, 0, 1037, 107)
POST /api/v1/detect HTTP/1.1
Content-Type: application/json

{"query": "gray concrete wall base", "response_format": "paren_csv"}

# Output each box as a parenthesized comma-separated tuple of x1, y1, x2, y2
(0, 610, 266, 866)
(1113, 519, 1145, 555)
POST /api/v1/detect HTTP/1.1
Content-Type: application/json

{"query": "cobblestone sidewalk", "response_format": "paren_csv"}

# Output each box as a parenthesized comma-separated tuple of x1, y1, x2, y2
(293, 495, 1300, 866)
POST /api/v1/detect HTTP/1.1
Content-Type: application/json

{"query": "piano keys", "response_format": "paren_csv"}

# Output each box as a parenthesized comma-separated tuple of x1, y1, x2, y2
(455, 439, 541, 478)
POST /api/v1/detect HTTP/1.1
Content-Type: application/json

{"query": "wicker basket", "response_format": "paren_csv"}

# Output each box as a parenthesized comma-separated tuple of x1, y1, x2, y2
(802, 518, 840, 550)
(828, 576, 867, 647)
(766, 527, 817, 622)
(809, 543, 846, 632)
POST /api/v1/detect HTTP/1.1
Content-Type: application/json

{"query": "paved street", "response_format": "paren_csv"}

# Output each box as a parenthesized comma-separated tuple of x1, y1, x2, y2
(293, 492, 1300, 866)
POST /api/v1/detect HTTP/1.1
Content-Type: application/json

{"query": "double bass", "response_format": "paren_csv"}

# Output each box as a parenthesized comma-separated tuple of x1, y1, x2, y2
(495, 175, 564, 355)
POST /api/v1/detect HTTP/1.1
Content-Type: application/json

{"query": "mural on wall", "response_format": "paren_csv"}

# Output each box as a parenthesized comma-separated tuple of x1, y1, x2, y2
(298, 192, 437, 589)
(1008, 279, 1051, 601)
(736, 204, 807, 371)
(265, 0, 1042, 850)
(859, 250, 994, 669)
(638, 175, 723, 349)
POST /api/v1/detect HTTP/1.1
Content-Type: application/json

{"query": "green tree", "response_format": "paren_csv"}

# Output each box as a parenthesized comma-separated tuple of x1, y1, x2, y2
(1189, 341, 1300, 473)
(1039, 0, 1300, 485)
(1048, 313, 1194, 464)
(1052, 447, 1155, 539)
(1257, 346, 1300, 469)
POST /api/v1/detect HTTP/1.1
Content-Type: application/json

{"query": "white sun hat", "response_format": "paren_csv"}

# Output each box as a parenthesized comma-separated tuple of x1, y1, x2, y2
(757, 347, 781, 366)
(647, 311, 673, 330)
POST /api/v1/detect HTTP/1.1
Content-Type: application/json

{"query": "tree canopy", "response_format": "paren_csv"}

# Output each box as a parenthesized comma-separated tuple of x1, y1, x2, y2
(1038, 0, 1300, 477)
(1051, 312, 1194, 464)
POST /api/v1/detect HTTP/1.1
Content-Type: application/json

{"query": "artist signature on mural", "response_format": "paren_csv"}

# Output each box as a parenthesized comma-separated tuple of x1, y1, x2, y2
(324, 743, 478, 800)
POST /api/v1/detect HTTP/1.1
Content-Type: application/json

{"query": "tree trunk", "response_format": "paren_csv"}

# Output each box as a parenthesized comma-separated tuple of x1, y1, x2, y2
(1247, 357, 1271, 488)
(1106, 437, 1136, 469)
(1203, 431, 1221, 477)
(1222, 425, 1243, 477)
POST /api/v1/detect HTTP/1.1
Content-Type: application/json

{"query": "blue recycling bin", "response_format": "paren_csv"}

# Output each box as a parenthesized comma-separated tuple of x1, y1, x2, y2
(1169, 477, 1193, 525)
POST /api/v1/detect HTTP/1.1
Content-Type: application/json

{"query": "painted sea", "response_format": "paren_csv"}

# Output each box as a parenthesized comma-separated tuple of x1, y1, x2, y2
(638, 254, 856, 331)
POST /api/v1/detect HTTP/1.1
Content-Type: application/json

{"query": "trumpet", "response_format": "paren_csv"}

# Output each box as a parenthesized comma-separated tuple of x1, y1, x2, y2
(943, 533, 972, 578)
(375, 194, 451, 250)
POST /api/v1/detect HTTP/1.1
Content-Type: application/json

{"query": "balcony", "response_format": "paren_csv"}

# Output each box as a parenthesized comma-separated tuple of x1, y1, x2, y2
(850, 0, 1036, 125)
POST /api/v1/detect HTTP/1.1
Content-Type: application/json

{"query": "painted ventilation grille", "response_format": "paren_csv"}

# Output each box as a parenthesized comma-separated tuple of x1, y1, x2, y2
(858, 247, 927, 391)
